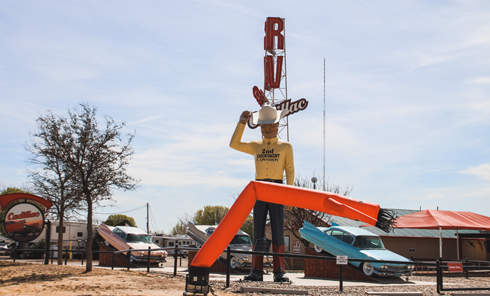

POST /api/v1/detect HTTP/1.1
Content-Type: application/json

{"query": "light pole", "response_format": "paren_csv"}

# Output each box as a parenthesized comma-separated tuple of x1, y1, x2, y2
(311, 177, 318, 190)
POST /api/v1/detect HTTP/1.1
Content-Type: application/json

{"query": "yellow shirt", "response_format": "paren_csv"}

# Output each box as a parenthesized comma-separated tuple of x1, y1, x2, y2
(230, 123, 294, 185)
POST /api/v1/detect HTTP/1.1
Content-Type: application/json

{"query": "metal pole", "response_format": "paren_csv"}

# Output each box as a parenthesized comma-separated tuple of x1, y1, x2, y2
(13, 246, 16, 263)
(173, 244, 178, 276)
(64, 249, 68, 265)
(466, 258, 469, 279)
(439, 227, 442, 258)
(339, 264, 343, 292)
(226, 246, 231, 288)
(44, 220, 51, 265)
(81, 250, 84, 265)
(147, 203, 150, 235)
(127, 249, 131, 271)
(436, 259, 441, 294)
(147, 247, 151, 273)
(111, 251, 115, 270)
(457, 228, 460, 260)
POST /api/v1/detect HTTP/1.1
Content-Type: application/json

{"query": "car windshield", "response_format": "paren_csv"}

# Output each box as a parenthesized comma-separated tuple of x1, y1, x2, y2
(230, 235, 252, 245)
(126, 234, 152, 243)
(353, 236, 385, 249)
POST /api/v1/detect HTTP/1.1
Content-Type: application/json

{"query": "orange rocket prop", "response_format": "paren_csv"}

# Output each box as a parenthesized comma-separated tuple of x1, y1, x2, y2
(189, 181, 392, 272)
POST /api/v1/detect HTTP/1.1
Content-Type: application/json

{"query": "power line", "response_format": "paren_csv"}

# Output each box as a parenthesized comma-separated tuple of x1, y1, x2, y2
(93, 204, 147, 215)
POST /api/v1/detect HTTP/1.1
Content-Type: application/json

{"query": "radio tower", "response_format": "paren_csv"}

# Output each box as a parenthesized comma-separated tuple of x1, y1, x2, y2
(263, 17, 288, 140)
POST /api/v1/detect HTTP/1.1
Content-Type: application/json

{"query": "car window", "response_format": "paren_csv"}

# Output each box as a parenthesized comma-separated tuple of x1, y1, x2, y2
(126, 234, 152, 243)
(330, 229, 344, 240)
(324, 229, 332, 235)
(341, 233, 354, 245)
(230, 235, 252, 245)
(353, 236, 385, 249)
(113, 228, 125, 238)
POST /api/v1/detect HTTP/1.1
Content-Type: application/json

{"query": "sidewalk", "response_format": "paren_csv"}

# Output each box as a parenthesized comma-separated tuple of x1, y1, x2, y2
(107, 264, 437, 288)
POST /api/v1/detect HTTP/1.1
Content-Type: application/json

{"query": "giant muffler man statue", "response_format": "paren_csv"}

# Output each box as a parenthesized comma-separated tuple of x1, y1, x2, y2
(230, 102, 293, 282)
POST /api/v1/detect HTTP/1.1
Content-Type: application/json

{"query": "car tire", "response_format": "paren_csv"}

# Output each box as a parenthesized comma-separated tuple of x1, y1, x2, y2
(314, 245, 323, 253)
(362, 262, 374, 276)
(230, 256, 239, 270)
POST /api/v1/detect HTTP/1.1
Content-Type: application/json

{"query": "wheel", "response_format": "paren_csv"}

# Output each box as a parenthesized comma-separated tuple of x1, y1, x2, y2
(230, 256, 239, 269)
(362, 262, 374, 276)
(314, 245, 323, 253)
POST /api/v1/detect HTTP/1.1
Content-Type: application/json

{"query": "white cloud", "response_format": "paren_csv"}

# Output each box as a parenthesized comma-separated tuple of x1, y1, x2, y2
(461, 163, 490, 181)
(466, 77, 490, 85)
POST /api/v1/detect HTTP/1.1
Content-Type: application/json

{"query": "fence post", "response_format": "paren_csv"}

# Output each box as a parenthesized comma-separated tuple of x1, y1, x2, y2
(466, 258, 469, 279)
(147, 247, 151, 273)
(64, 249, 68, 265)
(436, 259, 439, 294)
(339, 264, 343, 292)
(13, 246, 16, 263)
(226, 246, 231, 288)
(173, 244, 178, 276)
(112, 250, 115, 270)
(127, 249, 132, 271)
(44, 220, 51, 265)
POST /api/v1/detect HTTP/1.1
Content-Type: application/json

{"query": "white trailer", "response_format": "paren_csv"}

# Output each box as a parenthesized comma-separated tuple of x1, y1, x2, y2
(34, 220, 99, 249)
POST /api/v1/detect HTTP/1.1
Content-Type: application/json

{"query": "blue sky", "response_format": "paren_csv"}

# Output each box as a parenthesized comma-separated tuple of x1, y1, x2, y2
(1, 1, 489, 233)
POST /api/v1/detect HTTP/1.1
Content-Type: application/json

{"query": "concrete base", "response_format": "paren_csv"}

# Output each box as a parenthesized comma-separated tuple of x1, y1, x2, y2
(241, 287, 308, 295)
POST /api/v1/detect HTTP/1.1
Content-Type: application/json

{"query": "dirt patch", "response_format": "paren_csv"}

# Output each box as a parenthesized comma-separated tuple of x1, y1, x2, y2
(0, 261, 234, 295)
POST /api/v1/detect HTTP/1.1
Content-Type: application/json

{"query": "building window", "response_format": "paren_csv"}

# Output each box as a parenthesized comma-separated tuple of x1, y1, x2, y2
(155, 240, 159, 244)
(284, 235, 290, 253)
(56, 226, 66, 233)
(77, 232, 83, 237)
(169, 242, 174, 247)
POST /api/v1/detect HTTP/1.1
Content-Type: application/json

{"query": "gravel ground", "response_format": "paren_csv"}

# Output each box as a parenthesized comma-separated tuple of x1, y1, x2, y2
(208, 275, 490, 295)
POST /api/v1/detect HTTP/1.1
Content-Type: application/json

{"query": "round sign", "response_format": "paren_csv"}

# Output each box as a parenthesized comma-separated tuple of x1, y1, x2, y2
(2, 203, 45, 242)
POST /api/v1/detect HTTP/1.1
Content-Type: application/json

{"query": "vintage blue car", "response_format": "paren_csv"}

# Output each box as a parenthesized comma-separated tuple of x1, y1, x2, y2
(299, 221, 414, 277)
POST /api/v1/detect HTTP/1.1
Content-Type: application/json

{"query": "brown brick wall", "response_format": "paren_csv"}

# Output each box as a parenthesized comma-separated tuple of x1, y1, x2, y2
(304, 248, 375, 281)
(98, 243, 137, 268)
(188, 251, 240, 274)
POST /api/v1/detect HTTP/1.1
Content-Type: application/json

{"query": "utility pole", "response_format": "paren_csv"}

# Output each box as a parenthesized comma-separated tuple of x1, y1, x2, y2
(147, 203, 150, 234)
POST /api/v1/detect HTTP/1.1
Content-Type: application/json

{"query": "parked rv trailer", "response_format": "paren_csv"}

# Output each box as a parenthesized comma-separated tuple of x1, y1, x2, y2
(33, 220, 100, 249)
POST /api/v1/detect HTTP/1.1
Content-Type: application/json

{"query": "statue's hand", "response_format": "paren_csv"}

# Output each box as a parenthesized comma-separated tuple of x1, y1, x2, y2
(285, 205, 293, 211)
(239, 111, 251, 124)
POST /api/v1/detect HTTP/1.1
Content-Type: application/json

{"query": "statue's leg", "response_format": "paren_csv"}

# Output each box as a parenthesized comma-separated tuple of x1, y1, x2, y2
(244, 200, 268, 281)
(269, 202, 289, 282)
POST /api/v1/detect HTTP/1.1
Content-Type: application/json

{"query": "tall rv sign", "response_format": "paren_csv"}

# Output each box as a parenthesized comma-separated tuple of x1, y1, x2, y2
(249, 17, 308, 130)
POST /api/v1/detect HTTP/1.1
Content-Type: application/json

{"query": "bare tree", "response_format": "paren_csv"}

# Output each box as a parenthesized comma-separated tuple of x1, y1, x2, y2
(27, 103, 139, 272)
(26, 112, 83, 265)
(284, 175, 353, 249)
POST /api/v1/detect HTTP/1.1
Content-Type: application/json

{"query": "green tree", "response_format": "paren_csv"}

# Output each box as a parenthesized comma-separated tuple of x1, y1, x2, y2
(171, 219, 187, 235)
(240, 216, 253, 239)
(104, 214, 137, 227)
(176, 205, 253, 238)
(194, 205, 229, 225)
(27, 103, 139, 272)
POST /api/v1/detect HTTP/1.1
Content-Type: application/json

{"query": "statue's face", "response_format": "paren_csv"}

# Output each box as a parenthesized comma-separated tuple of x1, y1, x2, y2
(261, 123, 279, 139)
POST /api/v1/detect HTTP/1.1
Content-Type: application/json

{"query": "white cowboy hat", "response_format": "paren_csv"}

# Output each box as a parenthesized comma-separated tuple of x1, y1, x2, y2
(251, 102, 289, 125)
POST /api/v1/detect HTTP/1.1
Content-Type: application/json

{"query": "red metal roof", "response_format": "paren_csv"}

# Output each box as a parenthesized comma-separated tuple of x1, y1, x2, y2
(395, 209, 490, 231)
